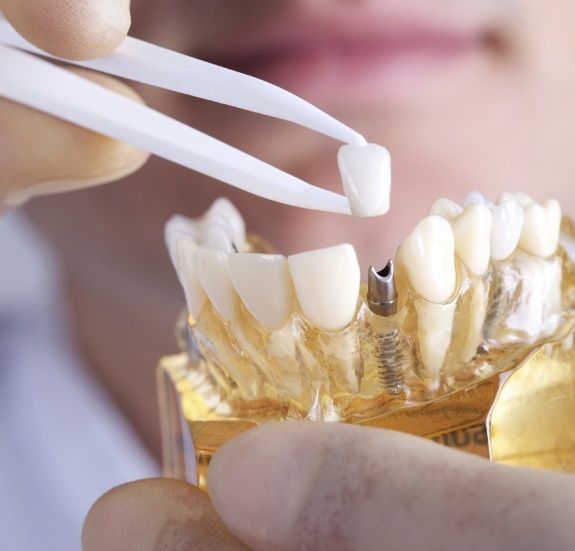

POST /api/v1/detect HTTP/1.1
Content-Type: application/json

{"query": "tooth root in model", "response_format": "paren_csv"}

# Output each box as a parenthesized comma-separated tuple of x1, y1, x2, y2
(460, 276, 489, 364)
(397, 216, 457, 382)
(288, 244, 362, 393)
(414, 298, 457, 387)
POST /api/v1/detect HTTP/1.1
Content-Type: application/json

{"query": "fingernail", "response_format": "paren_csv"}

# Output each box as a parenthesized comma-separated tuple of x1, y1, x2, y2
(207, 423, 322, 548)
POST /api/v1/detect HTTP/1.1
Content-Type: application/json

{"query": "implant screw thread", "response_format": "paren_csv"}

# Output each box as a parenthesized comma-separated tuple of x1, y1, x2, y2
(373, 327, 405, 394)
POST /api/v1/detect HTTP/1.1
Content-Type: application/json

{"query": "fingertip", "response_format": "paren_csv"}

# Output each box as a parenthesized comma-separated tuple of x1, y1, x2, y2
(82, 478, 246, 551)
(1, 0, 131, 60)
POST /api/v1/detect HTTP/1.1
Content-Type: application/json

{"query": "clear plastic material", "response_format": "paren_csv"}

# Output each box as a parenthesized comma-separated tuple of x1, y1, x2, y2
(158, 218, 575, 489)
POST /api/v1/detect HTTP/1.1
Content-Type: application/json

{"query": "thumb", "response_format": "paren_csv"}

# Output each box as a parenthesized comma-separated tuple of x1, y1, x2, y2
(208, 422, 574, 551)
(0, 0, 131, 60)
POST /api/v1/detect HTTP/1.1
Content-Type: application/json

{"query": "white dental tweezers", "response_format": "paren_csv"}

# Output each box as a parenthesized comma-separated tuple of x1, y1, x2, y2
(0, 20, 367, 214)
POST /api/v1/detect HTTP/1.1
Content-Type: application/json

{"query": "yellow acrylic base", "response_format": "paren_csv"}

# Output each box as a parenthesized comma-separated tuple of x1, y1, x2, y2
(157, 335, 575, 490)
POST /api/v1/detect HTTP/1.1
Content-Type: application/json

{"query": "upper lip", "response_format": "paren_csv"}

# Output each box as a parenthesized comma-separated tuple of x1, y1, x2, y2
(198, 3, 499, 67)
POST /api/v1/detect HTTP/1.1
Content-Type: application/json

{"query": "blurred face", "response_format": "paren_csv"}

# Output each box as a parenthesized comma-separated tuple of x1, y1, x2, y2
(24, 0, 575, 455)
(28, 0, 575, 274)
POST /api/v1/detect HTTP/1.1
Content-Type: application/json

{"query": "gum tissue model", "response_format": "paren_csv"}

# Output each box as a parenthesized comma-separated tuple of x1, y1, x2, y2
(158, 190, 575, 489)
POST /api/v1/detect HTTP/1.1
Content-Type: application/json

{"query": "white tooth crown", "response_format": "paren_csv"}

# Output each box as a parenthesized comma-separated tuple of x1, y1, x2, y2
(338, 143, 391, 217)
(194, 248, 238, 321)
(175, 238, 207, 319)
(229, 253, 294, 330)
(398, 215, 456, 304)
(452, 204, 492, 275)
(519, 199, 561, 258)
(288, 244, 360, 331)
(490, 200, 524, 261)
(428, 198, 463, 221)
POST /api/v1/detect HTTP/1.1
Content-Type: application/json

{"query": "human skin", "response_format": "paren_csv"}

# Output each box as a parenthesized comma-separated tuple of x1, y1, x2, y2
(1, 1, 575, 549)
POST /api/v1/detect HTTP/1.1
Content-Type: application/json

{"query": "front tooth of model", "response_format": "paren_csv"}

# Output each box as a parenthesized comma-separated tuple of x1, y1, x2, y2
(428, 198, 463, 221)
(398, 216, 456, 303)
(165, 215, 198, 268)
(194, 248, 238, 321)
(519, 199, 561, 258)
(175, 238, 207, 319)
(288, 244, 360, 331)
(490, 200, 524, 260)
(228, 253, 294, 329)
(338, 143, 391, 217)
(452, 204, 492, 275)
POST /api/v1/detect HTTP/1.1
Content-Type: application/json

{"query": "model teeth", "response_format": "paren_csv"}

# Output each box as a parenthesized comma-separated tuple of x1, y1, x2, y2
(165, 215, 198, 268)
(194, 248, 238, 321)
(175, 238, 207, 319)
(166, 192, 572, 413)
(452, 204, 492, 275)
(228, 254, 294, 330)
(200, 220, 236, 253)
(463, 190, 493, 208)
(519, 199, 561, 258)
(288, 244, 360, 331)
(398, 215, 456, 304)
(490, 200, 524, 261)
(200, 198, 246, 250)
(499, 191, 536, 208)
(428, 198, 463, 221)
(338, 143, 391, 217)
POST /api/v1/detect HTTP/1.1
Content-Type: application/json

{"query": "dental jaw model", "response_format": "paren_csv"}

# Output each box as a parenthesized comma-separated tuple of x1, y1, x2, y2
(158, 190, 575, 488)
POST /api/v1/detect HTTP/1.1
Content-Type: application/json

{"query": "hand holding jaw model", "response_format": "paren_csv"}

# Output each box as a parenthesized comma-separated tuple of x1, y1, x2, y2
(0, 1, 573, 550)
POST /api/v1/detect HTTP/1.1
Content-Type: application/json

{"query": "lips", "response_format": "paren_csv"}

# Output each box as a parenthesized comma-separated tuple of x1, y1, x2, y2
(199, 7, 494, 105)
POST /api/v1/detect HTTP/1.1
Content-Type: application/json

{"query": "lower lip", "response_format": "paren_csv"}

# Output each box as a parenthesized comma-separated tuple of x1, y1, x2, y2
(221, 35, 485, 105)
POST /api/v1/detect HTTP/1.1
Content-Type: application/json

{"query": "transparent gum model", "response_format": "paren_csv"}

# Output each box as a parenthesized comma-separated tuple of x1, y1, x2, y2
(157, 198, 575, 489)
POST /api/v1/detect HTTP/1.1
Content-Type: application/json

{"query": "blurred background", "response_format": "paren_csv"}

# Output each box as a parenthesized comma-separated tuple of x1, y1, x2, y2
(2, 0, 575, 548)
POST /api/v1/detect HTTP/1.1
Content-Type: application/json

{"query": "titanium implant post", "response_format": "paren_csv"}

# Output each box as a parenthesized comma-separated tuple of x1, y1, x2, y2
(367, 261, 406, 394)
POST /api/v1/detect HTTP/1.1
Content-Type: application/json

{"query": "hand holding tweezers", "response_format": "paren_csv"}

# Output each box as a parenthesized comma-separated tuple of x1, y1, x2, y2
(0, 20, 367, 214)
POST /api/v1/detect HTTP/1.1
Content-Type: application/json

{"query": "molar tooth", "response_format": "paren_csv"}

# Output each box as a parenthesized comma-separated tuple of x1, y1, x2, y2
(463, 190, 493, 208)
(397, 215, 456, 303)
(288, 244, 360, 331)
(338, 143, 391, 217)
(194, 248, 238, 321)
(490, 200, 524, 261)
(498, 191, 536, 208)
(200, 221, 235, 252)
(201, 197, 246, 249)
(175, 238, 206, 319)
(452, 204, 492, 275)
(518, 199, 561, 258)
(228, 253, 294, 329)
(428, 198, 463, 221)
